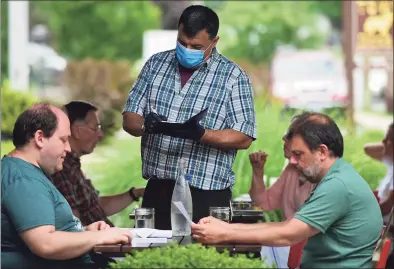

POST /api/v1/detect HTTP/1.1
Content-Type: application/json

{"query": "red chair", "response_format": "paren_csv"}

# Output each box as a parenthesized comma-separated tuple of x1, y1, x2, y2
(288, 239, 307, 269)
(373, 236, 392, 269)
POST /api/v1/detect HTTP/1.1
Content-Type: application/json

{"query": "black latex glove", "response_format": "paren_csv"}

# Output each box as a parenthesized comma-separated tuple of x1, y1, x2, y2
(161, 116, 205, 141)
(143, 112, 168, 133)
(144, 112, 205, 141)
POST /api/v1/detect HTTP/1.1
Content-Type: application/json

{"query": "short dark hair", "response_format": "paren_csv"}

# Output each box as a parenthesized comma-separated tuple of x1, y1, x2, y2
(63, 101, 97, 125)
(286, 111, 315, 139)
(287, 112, 344, 158)
(178, 5, 219, 40)
(13, 103, 58, 148)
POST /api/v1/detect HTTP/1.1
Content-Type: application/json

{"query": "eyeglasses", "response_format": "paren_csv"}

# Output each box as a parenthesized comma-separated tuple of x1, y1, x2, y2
(83, 123, 102, 132)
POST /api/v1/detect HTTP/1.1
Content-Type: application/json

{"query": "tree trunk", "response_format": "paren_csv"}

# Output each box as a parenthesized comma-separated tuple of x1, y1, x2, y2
(151, 0, 190, 30)
(386, 54, 393, 113)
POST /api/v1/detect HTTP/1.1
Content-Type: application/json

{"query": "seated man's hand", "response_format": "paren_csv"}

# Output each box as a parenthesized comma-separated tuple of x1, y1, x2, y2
(191, 219, 231, 244)
(98, 227, 132, 245)
(249, 151, 268, 175)
(198, 216, 229, 226)
(133, 187, 145, 199)
(86, 221, 110, 231)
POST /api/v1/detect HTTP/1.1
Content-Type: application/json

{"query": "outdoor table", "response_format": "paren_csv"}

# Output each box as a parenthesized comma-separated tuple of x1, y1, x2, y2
(93, 235, 262, 258)
(129, 209, 265, 223)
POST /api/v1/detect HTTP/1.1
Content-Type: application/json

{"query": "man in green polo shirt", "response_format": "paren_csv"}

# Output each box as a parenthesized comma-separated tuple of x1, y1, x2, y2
(191, 112, 383, 268)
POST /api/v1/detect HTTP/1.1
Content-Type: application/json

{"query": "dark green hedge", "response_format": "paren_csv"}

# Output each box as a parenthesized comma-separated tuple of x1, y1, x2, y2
(1, 81, 37, 138)
(110, 243, 272, 268)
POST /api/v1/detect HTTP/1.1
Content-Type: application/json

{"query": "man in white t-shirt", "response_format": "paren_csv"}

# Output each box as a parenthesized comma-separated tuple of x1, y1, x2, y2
(364, 122, 393, 224)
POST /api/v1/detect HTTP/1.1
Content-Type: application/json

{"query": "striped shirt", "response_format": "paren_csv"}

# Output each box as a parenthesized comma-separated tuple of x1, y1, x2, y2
(123, 48, 257, 190)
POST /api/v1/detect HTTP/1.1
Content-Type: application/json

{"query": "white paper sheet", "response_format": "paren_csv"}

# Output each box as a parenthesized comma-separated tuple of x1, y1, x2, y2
(120, 228, 172, 238)
(132, 237, 167, 247)
(132, 228, 172, 238)
(172, 201, 195, 224)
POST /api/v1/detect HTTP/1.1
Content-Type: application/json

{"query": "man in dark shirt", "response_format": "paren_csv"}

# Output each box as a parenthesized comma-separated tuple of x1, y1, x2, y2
(50, 100, 144, 226)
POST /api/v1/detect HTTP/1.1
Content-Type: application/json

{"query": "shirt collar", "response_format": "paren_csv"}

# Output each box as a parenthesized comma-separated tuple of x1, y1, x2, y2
(204, 48, 219, 69)
(65, 151, 81, 168)
(318, 157, 346, 185)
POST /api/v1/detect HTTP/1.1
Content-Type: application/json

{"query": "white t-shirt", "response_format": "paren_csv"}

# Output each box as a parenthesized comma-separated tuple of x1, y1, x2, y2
(377, 158, 393, 223)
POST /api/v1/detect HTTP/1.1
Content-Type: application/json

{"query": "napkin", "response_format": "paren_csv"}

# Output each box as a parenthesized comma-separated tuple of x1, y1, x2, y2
(119, 228, 172, 247)
(121, 228, 171, 247)
(131, 228, 172, 239)
(131, 237, 168, 247)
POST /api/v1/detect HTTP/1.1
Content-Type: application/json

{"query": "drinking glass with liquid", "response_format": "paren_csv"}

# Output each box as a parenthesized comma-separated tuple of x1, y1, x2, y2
(209, 207, 231, 223)
(135, 208, 155, 229)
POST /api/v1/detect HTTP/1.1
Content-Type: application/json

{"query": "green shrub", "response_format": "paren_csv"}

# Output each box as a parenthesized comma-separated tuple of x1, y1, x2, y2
(1, 81, 37, 138)
(1, 140, 14, 155)
(63, 58, 134, 138)
(110, 243, 271, 268)
(343, 130, 386, 189)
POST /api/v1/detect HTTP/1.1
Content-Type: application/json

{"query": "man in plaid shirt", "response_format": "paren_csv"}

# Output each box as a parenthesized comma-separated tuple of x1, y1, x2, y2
(122, 5, 257, 229)
(50, 101, 144, 226)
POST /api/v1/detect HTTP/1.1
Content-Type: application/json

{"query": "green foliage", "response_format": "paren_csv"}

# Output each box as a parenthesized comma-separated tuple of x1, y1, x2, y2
(31, 1, 161, 61)
(204, 0, 225, 10)
(308, 1, 342, 30)
(343, 130, 386, 190)
(1, 140, 14, 156)
(63, 58, 134, 138)
(1, 81, 37, 138)
(217, 1, 327, 64)
(110, 243, 270, 268)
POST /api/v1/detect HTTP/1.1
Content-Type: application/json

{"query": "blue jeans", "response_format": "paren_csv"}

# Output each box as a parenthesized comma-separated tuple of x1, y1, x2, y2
(260, 246, 290, 268)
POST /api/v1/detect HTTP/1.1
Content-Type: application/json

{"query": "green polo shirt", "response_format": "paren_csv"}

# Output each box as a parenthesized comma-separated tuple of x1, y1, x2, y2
(295, 158, 382, 268)
(1, 156, 92, 268)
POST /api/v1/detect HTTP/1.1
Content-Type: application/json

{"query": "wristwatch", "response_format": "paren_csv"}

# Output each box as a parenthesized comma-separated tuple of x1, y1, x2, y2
(141, 124, 145, 133)
(128, 187, 140, 201)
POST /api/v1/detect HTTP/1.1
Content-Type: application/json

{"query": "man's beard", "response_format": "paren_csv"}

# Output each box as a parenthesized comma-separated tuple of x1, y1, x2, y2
(298, 158, 322, 184)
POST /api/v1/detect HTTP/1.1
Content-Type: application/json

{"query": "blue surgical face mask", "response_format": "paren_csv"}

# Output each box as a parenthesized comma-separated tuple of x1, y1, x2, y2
(175, 41, 213, 69)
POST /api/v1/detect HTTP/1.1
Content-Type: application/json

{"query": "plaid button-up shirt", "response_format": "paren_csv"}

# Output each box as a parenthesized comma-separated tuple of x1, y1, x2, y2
(123, 49, 257, 190)
(49, 152, 113, 226)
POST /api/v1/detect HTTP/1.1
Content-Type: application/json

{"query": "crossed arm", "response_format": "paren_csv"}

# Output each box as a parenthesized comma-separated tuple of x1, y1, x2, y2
(71, 188, 144, 219)
(363, 142, 393, 216)
(380, 190, 394, 216)
(19, 222, 131, 260)
(363, 142, 384, 161)
(20, 226, 103, 260)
